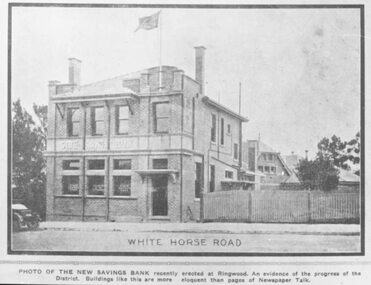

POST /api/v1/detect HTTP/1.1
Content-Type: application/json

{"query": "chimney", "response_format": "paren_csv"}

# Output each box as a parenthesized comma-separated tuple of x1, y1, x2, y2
(68, 58, 82, 86)
(194, 46, 206, 94)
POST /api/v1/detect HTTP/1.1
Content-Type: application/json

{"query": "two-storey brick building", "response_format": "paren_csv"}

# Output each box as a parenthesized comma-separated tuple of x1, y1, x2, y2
(45, 47, 248, 222)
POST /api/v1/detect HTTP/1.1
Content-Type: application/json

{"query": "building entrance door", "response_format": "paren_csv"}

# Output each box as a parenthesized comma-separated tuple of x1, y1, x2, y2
(152, 175, 168, 216)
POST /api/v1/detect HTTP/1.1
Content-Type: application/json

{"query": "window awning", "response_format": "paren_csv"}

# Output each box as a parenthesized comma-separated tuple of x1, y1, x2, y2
(136, 169, 179, 183)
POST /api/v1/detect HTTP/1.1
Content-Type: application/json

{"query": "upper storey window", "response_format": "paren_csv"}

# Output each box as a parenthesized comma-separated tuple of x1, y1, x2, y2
(91, 106, 104, 136)
(67, 107, 80, 137)
(211, 114, 216, 142)
(153, 159, 168, 169)
(234, 143, 239, 160)
(220, 118, 225, 145)
(154, 102, 169, 133)
(116, 105, 129, 135)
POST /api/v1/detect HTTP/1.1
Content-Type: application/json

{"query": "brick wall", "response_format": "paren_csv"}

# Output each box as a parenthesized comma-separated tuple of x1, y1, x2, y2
(46, 67, 246, 223)
(50, 153, 185, 222)
(181, 155, 200, 222)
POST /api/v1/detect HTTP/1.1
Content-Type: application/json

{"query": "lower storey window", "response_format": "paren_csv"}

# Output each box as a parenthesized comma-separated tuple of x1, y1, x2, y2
(62, 176, 79, 195)
(113, 176, 131, 196)
(87, 176, 105, 195)
(225, 170, 234, 179)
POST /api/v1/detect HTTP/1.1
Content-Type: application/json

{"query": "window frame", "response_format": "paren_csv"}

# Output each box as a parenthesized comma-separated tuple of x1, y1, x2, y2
(220, 117, 225, 145)
(227, 123, 231, 135)
(211, 113, 216, 143)
(67, 107, 80, 137)
(116, 105, 130, 135)
(195, 162, 203, 199)
(91, 106, 104, 136)
(225, 170, 234, 179)
(113, 159, 132, 170)
(87, 175, 105, 196)
(62, 175, 80, 195)
(152, 158, 168, 169)
(153, 102, 170, 133)
(87, 159, 105, 170)
(233, 143, 239, 160)
(62, 159, 80, 170)
(113, 175, 132, 196)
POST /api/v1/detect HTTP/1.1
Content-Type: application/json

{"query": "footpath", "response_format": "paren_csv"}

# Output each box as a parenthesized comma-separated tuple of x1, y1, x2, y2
(40, 221, 360, 236)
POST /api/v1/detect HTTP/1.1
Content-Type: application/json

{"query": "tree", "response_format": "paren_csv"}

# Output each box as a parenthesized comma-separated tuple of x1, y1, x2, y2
(296, 155, 339, 191)
(12, 99, 47, 219)
(317, 135, 349, 169)
(346, 132, 360, 175)
(317, 132, 360, 174)
(297, 132, 360, 191)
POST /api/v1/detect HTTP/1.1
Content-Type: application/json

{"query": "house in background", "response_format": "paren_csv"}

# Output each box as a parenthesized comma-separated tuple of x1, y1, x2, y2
(242, 140, 299, 189)
(45, 47, 249, 223)
(282, 152, 304, 174)
(337, 168, 360, 191)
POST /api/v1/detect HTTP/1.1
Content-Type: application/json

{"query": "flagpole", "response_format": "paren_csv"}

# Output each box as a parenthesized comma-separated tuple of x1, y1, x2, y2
(159, 11, 163, 90)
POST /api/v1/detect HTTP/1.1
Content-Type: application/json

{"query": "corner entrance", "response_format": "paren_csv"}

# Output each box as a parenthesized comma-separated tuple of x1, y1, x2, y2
(152, 175, 168, 216)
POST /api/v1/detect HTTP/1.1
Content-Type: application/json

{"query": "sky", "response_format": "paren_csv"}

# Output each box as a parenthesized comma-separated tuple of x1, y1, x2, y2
(11, 6, 361, 158)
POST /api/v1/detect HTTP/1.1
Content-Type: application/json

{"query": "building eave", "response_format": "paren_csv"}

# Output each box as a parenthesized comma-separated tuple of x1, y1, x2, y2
(202, 96, 249, 122)
(50, 93, 138, 103)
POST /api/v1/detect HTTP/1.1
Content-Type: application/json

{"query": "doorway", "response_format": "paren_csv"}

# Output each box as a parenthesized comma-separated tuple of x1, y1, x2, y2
(152, 175, 168, 216)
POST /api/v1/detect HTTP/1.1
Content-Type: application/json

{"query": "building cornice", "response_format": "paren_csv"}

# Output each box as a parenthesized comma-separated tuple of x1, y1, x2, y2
(50, 93, 138, 103)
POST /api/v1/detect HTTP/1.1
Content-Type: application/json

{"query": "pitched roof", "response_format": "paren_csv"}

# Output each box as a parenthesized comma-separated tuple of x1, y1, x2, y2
(202, 96, 249, 122)
(283, 173, 300, 183)
(283, 154, 304, 172)
(258, 141, 277, 153)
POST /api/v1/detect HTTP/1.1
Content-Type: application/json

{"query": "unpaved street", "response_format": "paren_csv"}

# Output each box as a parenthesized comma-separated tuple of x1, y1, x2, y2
(12, 224, 360, 253)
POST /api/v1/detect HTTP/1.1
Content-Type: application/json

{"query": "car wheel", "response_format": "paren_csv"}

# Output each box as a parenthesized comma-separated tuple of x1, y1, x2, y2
(13, 219, 20, 232)
(27, 220, 39, 230)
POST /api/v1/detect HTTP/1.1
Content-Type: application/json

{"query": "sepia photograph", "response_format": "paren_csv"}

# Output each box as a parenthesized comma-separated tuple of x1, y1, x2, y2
(8, 3, 363, 256)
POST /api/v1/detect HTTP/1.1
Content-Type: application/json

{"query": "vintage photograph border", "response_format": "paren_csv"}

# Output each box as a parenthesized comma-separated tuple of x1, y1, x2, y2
(7, 2, 365, 257)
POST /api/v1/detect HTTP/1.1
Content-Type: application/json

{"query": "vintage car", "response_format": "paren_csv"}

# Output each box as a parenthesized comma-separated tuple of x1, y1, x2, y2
(12, 204, 40, 231)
